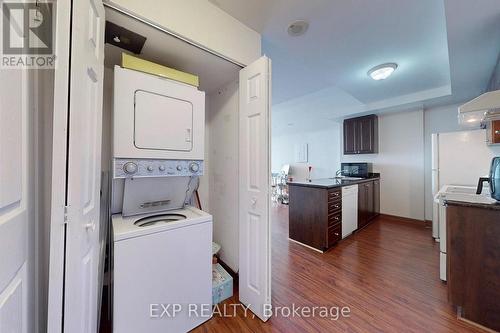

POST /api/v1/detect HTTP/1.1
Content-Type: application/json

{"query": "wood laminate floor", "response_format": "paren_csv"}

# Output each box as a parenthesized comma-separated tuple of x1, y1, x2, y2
(193, 205, 484, 333)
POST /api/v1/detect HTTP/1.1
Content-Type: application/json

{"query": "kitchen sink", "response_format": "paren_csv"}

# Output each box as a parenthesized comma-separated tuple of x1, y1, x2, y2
(331, 176, 364, 181)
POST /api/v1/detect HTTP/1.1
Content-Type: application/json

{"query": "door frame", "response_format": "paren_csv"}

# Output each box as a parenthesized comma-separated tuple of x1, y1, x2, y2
(46, 0, 71, 332)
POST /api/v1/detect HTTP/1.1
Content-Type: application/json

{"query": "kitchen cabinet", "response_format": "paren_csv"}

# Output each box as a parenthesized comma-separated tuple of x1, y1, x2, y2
(489, 120, 500, 144)
(358, 179, 380, 229)
(343, 115, 378, 154)
(373, 179, 380, 216)
(288, 185, 342, 252)
(446, 202, 500, 332)
(288, 177, 380, 252)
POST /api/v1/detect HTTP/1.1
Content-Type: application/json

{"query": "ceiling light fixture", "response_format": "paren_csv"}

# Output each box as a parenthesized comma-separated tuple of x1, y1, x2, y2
(368, 63, 398, 81)
(287, 20, 309, 37)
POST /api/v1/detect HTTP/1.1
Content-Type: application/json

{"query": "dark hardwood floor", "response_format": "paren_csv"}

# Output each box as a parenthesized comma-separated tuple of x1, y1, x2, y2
(193, 205, 484, 333)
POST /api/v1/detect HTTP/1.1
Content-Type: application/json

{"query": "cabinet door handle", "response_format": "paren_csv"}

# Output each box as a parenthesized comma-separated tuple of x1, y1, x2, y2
(334, 232, 339, 236)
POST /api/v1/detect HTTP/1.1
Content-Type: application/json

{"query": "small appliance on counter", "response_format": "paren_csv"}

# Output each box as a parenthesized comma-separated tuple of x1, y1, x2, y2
(341, 162, 372, 178)
(476, 157, 500, 201)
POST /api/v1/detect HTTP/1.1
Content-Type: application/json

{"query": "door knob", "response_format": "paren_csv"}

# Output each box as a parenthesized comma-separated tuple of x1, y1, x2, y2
(251, 197, 257, 207)
(85, 221, 96, 232)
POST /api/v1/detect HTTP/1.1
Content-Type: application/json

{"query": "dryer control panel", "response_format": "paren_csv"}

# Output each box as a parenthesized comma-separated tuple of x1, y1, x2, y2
(114, 158, 204, 178)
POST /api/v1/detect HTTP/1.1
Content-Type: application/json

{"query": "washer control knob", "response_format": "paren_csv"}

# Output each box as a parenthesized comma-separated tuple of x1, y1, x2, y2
(147, 165, 154, 172)
(189, 162, 200, 173)
(176, 165, 182, 171)
(123, 162, 138, 175)
(159, 165, 166, 171)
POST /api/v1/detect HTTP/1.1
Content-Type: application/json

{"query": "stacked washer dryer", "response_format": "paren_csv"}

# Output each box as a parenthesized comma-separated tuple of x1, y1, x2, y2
(111, 66, 212, 333)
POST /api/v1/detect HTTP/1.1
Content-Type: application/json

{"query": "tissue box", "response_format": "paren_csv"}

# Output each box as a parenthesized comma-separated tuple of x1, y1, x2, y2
(212, 263, 233, 304)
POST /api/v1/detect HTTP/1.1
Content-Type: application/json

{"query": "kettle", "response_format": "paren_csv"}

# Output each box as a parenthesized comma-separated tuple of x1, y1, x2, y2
(476, 157, 500, 201)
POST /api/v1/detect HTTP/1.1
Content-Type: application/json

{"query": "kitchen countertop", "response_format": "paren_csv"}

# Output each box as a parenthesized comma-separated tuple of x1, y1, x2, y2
(287, 173, 380, 189)
(444, 199, 500, 211)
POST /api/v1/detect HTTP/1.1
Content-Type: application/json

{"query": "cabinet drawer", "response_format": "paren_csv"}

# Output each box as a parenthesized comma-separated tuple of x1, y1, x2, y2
(327, 224, 342, 247)
(328, 201, 341, 213)
(328, 211, 341, 227)
(328, 190, 341, 202)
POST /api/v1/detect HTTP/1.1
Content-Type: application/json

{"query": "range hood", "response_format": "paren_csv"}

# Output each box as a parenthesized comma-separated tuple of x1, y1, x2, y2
(458, 89, 500, 125)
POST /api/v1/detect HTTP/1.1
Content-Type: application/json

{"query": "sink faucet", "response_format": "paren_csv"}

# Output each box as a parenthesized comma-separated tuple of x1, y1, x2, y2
(335, 170, 342, 177)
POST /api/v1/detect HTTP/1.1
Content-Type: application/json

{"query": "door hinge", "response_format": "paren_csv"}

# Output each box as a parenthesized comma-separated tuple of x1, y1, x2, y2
(63, 205, 69, 225)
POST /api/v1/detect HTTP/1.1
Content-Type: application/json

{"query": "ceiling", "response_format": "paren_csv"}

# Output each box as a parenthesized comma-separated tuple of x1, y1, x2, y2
(209, 0, 500, 134)
(104, 7, 241, 94)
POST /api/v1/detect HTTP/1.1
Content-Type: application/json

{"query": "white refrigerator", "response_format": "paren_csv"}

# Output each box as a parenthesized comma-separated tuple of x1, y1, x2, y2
(431, 129, 498, 280)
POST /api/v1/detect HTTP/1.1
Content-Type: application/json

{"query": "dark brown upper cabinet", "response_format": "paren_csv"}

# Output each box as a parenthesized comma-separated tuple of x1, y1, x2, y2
(343, 115, 378, 154)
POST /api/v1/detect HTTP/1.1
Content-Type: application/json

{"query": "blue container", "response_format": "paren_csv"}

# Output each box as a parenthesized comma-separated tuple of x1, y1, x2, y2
(212, 263, 233, 304)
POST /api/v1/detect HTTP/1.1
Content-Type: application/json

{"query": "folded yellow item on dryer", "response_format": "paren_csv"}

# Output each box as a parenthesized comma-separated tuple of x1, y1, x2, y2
(122, 53, 199, 87)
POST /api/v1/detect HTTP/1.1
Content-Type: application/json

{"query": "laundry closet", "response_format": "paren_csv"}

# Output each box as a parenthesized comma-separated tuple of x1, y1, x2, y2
(99, 3, 272, 332)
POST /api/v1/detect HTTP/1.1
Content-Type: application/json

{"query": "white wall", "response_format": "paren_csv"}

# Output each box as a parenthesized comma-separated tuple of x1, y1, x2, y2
(341, 110, 425, 220)
(272, 125, 341, 181)
(203, 80, 240, 272)
(423, 103, 462, 220)
(106, 0, 261, 66)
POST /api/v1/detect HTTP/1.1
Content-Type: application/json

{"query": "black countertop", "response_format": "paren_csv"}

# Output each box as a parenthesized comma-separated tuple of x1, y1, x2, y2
(287, 173, 380, 189)
(445, 199, 500, 211)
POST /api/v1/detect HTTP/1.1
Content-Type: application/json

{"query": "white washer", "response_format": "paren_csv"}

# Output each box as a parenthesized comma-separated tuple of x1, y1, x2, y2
(112, 206, 213, 333)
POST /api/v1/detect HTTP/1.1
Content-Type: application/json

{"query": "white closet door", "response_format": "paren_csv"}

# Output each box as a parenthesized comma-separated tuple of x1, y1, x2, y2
(64, 0, 105, 332)
(0, 69, 30, 333)
(238, 56, 272, 322)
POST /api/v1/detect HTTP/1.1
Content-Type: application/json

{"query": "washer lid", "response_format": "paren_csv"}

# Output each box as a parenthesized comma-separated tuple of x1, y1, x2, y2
(134, 213, 187, 227)
(122, 176, 191, 217)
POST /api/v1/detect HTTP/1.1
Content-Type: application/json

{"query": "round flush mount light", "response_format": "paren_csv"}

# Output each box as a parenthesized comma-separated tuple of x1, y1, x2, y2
(368, 63, 398, 80)
(287, 20, 309, 37)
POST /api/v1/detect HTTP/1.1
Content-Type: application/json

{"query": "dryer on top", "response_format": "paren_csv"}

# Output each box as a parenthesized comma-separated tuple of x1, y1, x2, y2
(113, 66, 205, 161)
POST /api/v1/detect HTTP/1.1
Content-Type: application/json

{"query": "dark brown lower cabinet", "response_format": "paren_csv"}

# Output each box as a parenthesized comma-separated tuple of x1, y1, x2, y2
(358, 180, 380, 229)
(288, 185, 342, 252)
(373, 179, 380, 216)
(446, 203, 500, 332)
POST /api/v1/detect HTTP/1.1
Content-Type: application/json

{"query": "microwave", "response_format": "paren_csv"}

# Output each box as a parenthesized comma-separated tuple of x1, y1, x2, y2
(341, 163, 372, 178)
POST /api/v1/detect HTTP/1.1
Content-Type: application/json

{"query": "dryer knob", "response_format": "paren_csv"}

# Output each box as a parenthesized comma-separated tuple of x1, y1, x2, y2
(123, 162, 138, 175)
(147, 165, 154, 172)
(189, 162, 199, 173)
(159, 165, 166, 171)
(176, 165, 183, 171)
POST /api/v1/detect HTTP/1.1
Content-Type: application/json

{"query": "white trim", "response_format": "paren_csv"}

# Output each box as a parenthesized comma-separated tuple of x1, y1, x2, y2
(46, 1, 72, 332)
(288, 238, 324, 253)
